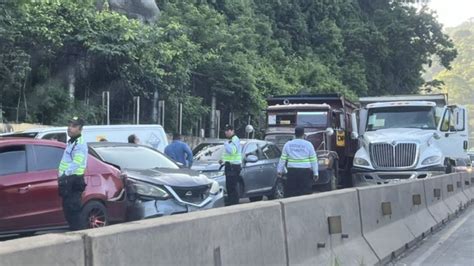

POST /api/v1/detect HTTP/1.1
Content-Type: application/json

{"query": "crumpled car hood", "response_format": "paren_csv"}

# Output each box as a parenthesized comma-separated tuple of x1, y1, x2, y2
(191, 161, 222, 172)
(125, 168, 212, 187)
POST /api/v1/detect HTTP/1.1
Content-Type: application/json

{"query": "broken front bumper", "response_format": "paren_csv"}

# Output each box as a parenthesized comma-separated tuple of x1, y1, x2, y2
(352, 165, 445, 187)
(127, 188, 225, 220)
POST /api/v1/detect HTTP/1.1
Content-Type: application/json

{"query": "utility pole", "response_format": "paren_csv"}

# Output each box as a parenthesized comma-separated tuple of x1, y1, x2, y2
(210, 94, 216, 138)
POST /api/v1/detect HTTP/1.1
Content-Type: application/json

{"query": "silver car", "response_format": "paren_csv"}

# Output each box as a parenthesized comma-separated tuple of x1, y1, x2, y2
(192, 140, 285, 202)
(89, 142, 224, 220)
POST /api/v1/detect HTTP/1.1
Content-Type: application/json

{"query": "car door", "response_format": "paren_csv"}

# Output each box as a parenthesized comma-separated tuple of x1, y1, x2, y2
(241, 142, 265, 195)
(437, 106, 468, 159)
(26, 144, 67, 227)
(0, 144, 38, 232)
(259, 142, 281, 190)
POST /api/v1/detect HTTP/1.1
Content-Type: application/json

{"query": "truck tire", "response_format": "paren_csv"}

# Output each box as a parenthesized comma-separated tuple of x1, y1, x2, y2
(320, 161, 338, 192)
(445, 159, 454, 174)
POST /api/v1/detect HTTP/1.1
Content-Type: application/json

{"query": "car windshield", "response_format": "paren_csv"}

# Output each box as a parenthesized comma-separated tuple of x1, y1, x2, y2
(93, 146, 178, 170)
(366, 106, 437, 131)
(193, 143, 225, 162)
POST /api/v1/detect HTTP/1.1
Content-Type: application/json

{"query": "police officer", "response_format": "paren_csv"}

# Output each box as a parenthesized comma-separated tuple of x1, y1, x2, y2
(220, 125, 242, 205)
(277, 126, 318, 197)
(58, 117, 88, 230)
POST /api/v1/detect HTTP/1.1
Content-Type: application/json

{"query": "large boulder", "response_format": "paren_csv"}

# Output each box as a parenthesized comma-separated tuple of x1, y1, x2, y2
(98, 0, 160, 23)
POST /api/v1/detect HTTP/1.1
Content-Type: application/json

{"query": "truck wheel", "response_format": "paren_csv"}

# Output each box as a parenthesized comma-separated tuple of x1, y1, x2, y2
(445, 160, 454, 174)
(320, 162, 338, 192)
(268, 178, 285, 200)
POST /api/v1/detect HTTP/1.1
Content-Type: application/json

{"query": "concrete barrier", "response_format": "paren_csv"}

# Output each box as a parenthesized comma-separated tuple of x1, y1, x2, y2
(280, 189, 379, 266)
(0, 234, 84, 266)
(442, 173, 464, 214)
(452, 173, 470, 209)
(397, 179, 437, 239)
(423, 174, 452, 225)
(79, 201, 287, 266)
(357, 183, 415, 264)
(460, 172, 473, 202)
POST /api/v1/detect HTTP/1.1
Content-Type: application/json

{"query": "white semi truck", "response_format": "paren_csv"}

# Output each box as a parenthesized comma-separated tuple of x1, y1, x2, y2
(351, 94, 469, 186)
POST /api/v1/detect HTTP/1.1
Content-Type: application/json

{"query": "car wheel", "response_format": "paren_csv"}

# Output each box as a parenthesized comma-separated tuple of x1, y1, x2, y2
(268, 178, 285, 200)
(249, 196, 263, 202)
(80, 201, 108, 229)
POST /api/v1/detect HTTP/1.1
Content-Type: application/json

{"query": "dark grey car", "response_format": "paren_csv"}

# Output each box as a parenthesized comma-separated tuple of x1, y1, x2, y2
(191, 140, 285, 202)
(89, 142, 224, 220)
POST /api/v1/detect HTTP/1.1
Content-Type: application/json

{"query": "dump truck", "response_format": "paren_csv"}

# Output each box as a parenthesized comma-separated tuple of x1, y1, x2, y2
(264, 94, 359, 190)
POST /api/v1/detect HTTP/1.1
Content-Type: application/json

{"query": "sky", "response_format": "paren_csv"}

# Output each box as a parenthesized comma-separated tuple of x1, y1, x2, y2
(427, 0, 474, 27)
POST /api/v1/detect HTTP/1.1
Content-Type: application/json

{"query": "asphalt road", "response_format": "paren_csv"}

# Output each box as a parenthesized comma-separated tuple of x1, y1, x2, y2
(393, 206, 474, 266)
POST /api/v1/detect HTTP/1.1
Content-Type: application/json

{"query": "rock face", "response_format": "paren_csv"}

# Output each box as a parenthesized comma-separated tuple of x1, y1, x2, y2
(99, 0, 160, 23)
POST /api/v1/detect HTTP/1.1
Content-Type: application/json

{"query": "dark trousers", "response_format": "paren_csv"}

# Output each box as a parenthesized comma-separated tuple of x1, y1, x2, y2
(285, 168, 313, 198)
(58, 174, 86, 230)
(225, 163, 241, 206)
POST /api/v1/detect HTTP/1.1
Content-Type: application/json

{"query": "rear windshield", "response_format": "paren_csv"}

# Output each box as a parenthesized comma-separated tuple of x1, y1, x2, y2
(0, 132, 38, 138)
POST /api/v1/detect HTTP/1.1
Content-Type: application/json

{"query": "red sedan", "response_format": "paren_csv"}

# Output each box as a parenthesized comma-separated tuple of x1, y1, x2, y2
(0, 138, 127, 236)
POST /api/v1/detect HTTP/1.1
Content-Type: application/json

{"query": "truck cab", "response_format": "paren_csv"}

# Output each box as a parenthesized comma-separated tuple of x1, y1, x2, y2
(264, 94, 358, 190)
(351, 94, 469, 186)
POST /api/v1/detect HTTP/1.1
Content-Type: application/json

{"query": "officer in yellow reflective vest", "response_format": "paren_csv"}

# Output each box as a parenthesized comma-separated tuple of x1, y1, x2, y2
(58, 117, 88, 230)
(221, 125, 242, 205)
(277, 126, 318, 197)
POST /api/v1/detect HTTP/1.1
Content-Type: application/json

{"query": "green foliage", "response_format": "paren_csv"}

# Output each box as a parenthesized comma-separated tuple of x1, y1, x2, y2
(0, 0, 456, 135)
(430, 21, 474, 142)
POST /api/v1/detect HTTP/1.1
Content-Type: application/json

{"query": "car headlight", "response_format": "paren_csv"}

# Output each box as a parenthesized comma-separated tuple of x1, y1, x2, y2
(209, 181, 220, 195)
(134, 181, 170, 199)
(422, 155, 441, 165)
(318, 158, 330, 166)
(203, 170, 225, 179)
(354, 157, 370, 166)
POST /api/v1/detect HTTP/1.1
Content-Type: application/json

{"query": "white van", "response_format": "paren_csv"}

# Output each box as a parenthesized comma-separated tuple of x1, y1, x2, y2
(0, 124, 168, 152)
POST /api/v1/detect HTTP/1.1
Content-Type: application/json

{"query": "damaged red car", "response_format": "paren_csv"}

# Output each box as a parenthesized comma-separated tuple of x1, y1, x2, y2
(0, 138, 127, 236)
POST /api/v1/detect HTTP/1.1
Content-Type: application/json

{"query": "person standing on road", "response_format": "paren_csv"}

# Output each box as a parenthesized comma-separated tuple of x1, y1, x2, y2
(58, 117, 88, 230)
(220, 125, 242, 206)
(277, 126, 318, 197)
(164, 133, 193, 167)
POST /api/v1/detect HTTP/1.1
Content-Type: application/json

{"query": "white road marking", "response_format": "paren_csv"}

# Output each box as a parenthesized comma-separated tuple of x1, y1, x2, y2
(412, 210, 473, 266)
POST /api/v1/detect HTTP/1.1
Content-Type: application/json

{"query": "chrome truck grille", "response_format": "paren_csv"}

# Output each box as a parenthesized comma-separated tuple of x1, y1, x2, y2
(370, 142, 418, 169)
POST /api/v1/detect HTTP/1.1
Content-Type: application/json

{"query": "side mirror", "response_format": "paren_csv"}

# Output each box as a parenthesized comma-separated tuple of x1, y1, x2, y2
(245, 154, 259, 163)
(351, 113, 359, 139)
(351, 132, 359, 140)
(453, 108, 465, 131)
(325, 127, 334, 136)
